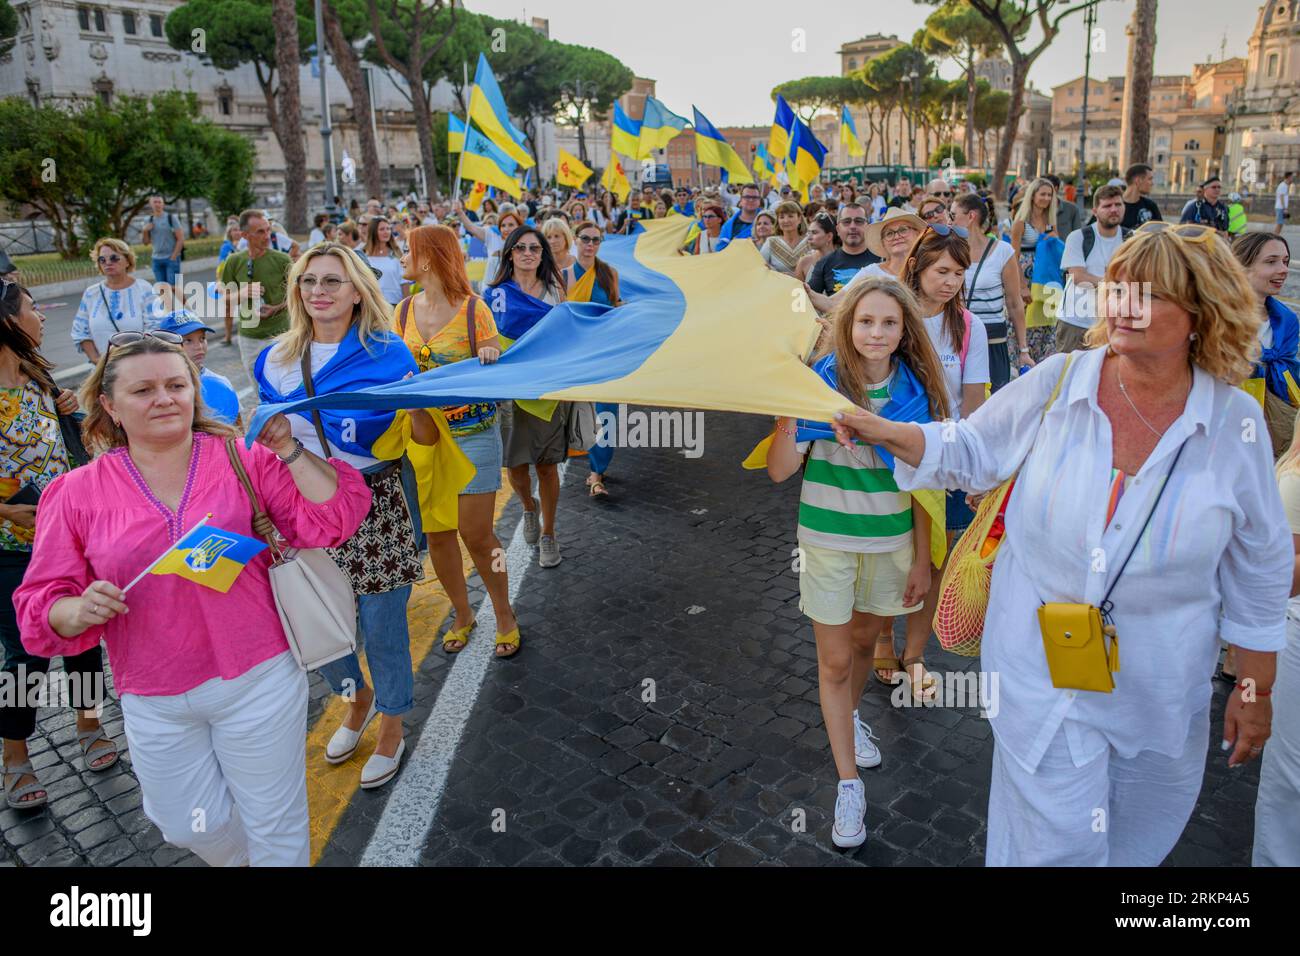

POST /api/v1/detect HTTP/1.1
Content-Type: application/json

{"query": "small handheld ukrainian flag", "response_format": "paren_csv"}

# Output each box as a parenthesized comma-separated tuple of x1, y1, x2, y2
(840, 106, 864, 159)
(150, 519, 267, 594)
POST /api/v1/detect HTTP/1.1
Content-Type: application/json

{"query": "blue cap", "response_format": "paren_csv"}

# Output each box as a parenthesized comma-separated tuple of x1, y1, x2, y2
(157, 310, 215, 337)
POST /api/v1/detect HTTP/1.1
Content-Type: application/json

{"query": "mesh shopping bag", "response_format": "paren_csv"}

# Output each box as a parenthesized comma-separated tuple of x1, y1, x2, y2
(931, 480, 1014, 657)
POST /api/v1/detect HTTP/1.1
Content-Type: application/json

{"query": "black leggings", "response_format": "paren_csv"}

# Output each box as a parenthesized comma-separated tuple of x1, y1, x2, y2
(0, 552, 104, 742)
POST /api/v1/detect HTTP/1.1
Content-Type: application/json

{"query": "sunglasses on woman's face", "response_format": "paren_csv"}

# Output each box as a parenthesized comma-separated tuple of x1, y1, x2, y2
(97, 254, 122, 264)
(577, 234, 602, 245)
(513, 243, 543, 255)
(921, 207, 947, 222)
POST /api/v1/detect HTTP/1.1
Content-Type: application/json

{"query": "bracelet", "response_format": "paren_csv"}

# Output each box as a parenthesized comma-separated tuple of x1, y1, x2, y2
(1237, 682, 1272, 698)
(1018, 347, 1031, 353)
(775, 420, 796, 437)
(277, 438, 305, 465)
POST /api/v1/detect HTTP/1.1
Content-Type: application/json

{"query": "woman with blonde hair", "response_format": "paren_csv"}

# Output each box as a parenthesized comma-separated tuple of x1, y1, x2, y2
(543, 217, 577, 277)
(1010, 177, 1060, 363)
(253, 242, 439, 789)
(760, 200, 810, 275)
(72, 238, 161, 364)
(15, 331, 370, 862)
(831, 222, 1289, 865)
(1255, 412, 1300, 865)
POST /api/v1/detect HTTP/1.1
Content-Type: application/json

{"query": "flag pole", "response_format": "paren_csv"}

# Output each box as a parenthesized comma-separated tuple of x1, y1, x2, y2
(122, 513, 213, 594)
(454, 61, 469, 201)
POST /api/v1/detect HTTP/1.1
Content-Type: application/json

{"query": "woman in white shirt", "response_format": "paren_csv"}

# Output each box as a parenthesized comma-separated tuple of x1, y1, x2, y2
(831, 222, 1288, 866)
(72, 238, 160, 363)
(455, 202, 522, 286)
(363, 216, 409, 305)
(952, 193, 1029, 391)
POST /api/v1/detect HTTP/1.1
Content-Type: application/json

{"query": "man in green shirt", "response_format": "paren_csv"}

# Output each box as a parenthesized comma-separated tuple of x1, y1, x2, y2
(220, 209, 292, 369)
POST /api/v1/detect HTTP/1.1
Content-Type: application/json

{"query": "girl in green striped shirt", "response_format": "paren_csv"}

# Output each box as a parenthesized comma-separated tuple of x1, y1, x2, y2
(768, 277, 949, 848)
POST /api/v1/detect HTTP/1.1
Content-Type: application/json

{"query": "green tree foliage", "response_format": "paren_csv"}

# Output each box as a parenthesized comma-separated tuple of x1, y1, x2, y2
(0, 94, 256, 257)
(554, 44, 634, 164)
(917, 1, 1013, 163)
(0, 1, 17, 58)
(771, 76, 862, 122)
(930, 143, 967, 167)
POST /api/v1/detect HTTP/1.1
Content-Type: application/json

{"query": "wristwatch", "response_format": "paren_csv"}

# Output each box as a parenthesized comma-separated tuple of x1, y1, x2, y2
(277, 438, 305, 465)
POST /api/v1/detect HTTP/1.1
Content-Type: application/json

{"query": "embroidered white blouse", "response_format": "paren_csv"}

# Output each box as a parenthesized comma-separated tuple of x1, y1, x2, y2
(894, 347, 1291, 773)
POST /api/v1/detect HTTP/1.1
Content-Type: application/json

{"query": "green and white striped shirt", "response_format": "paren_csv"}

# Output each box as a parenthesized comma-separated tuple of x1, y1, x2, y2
(796, 375, 913, 554)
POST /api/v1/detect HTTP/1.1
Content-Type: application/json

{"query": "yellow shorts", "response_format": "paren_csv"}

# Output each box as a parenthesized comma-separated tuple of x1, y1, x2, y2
(797, 541, 921, 626)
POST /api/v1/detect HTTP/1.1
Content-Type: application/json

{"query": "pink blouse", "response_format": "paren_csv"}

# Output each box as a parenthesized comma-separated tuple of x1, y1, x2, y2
(14, 432, 372, 697)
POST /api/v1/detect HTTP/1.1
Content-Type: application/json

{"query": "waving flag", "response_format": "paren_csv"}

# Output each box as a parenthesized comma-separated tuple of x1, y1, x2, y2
(769, 95, 796, 167)
(459, 124, 522, 199)
(601, 154, 631, 201)
(787, 117, 828, 195)
(484, 279, 557, 346)
(692, 107, 754, 184)
(840, 106, 864, 158)
(246, 219, 853, 461)
(636, 97, 689, 159)
(557, 149, 595, 189)
(612, 103, 642, 158)
(448, 113, 466, 153)
(468, 52, 535, 169)
(151, 524, 267, 594)
(465, 180, 489, 212)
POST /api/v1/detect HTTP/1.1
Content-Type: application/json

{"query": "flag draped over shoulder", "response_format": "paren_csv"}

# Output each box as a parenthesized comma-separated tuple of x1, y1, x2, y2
(484, 279, 556, 346)
(636, 97, 689, 158)
(468, 52, 534, 169)
(1027, 232, 1066, 327)
(692, 107, 754, 184)
(246, 219, 851, 453)
(253, 326, 417, 460)
(742, 352, 948, 568)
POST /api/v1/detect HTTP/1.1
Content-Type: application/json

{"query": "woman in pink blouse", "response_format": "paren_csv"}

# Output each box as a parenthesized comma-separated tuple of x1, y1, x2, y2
(14, 333, 371, 866)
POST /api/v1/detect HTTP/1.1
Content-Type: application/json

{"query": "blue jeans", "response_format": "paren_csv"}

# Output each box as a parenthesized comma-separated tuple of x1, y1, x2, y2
(152, 256, 181, 287)
(589, 402, 619, 475)
(318, 585, 414, 716)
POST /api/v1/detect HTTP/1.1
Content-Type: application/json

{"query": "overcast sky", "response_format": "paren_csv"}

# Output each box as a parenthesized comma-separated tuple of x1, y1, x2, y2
(469, 0, 1257, 126)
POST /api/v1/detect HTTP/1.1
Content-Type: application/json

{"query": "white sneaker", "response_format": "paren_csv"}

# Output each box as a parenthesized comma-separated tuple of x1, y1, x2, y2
(853, 712, 882, 769)
(522, 510, 540, 545)
(832, 779, 867, 848)
(360, 738, 405, 790)
(325, 698, 377, 764)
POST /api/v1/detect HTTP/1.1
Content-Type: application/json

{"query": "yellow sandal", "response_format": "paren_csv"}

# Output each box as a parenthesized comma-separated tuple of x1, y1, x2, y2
(443, 615, 476, 654)
(494, 627, 521, 658)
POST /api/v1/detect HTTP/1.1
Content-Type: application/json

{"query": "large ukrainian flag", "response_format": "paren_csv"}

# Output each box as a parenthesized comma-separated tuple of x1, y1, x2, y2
(769, 95, 796, 168)
(151, 524, 267, 594)
(692, 107, 754, 184)
(468, 52, 535, 169)
(460, 124, 522, 199)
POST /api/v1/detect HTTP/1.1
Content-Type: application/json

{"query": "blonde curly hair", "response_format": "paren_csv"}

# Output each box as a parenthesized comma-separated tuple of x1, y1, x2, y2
(1084, 230, 1261, 384)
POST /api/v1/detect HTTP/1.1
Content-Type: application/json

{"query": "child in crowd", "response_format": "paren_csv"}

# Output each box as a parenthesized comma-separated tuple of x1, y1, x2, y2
(158, 309, 242, 426)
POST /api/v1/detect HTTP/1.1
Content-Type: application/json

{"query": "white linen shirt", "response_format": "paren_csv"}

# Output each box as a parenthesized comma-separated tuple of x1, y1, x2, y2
(894, 347, 1290, 773)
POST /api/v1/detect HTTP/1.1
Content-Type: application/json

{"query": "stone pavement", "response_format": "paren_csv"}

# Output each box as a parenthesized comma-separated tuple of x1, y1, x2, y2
(1, 409, 1262, 867)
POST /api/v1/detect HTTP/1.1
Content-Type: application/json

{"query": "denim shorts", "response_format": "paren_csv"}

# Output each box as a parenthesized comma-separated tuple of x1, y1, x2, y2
(947, 489, 975, 534)
(457, 419, 503, 494)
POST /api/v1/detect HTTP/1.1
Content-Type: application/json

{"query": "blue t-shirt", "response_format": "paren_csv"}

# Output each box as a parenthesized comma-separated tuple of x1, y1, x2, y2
(674, 201, 695, 217)
(200, 367, 241, 425)
(718, 211, 754, 245)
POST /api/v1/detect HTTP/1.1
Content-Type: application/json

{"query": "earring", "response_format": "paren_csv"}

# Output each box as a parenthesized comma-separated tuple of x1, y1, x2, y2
(1189, 332, 1198, 342)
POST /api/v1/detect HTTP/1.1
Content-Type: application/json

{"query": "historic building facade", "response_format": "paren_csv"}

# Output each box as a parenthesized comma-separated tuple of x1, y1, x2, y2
(1225, 0, 1300, 191)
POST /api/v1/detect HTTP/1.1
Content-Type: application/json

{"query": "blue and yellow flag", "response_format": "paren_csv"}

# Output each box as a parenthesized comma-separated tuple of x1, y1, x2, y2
(448, 113, 466, 154)
(769, 95, 796, 168)
(468, 52, 535, 169)
(787, 117, 828, 195)
(692, 107, 754, 185)
(246, 219, 850, 452)
(459, 124, 522, 199)
(840, 106, 864, 159)
(636, 97, 689, 159)
(612, 103, 641, 159)
(151, 523, 267, 594)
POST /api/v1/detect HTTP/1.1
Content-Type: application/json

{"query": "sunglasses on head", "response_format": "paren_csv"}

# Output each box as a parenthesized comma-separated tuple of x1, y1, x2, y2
(926, 223, 969, 238)
(1132, 221, 1221, 246)
(105, 329, 183, 357)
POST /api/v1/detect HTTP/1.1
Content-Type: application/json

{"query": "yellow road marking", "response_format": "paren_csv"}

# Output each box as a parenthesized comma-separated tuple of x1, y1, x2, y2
(306, 477, 514, 863)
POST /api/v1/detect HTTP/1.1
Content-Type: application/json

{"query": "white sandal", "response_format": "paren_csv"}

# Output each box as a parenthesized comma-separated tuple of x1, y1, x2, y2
(360, 738, 405, 790)
(325, 698, 377, 764)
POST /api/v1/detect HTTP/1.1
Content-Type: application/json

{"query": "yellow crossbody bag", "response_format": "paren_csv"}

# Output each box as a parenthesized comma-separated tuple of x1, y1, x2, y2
(1037, 438, 1188, 693)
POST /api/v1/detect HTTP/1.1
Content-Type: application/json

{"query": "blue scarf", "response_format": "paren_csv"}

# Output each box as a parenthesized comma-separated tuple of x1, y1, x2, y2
(486, 279, 556, 342)
(1255, 296, 1300, 402)
(253, 325, 416, 459)
(796, 353, 934, 468)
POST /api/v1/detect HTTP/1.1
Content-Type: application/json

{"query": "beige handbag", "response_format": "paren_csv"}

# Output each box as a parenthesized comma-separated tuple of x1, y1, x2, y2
(225, 439, 357, 671)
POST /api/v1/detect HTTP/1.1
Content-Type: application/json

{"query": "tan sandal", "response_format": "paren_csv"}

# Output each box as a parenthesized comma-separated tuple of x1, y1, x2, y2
(900, 656, 938, 703)
(873, 636, 902, 685)
(77, 724, 119, 773)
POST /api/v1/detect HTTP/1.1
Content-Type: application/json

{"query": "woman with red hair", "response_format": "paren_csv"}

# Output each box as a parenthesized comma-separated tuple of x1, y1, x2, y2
(398, 225, 520, 657)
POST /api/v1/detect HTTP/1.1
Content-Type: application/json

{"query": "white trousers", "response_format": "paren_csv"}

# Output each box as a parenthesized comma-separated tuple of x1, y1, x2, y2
(986, 708, 1209, 866)
(1254, 616, 1300, 866)
(121, 651, 309, 867)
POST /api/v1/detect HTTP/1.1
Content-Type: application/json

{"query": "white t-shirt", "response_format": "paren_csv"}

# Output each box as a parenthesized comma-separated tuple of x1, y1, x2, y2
(482, 230, 507, 286)
(1280, 472, 1300, 622)
(1057, 224, 1124, 328)
(923, 311, 989, 421)
(870, 196, 887, 222)
(963, 239, 1016, 327)
(308, 228, 326, 246)
(367, 253, 405, 305)
(844, 261, 901, 290)
(1277, 181, 1291, 211)
(257, 340, 379, 472)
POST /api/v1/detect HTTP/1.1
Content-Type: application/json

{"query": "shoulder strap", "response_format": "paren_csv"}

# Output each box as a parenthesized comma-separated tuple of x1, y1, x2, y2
(224, 438, 279, 552)
(397, 296, 413, 336)
(97, 284, 122, 333)
(467, 295, 479, 357)
(1042, 353, 1074, 419)
(966, 238, 996, 305)
(959, 309, 973, 370)
(1081, 224, 1096, 261)
(1100, 438, 1189, 613)
(298, 348, 331, 457)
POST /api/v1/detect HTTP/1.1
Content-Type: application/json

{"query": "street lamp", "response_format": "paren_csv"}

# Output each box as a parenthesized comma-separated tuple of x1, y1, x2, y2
(907, 68, 921, 177)
(314, 0, 338, 220)
(1075, 0, 1102, 216)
